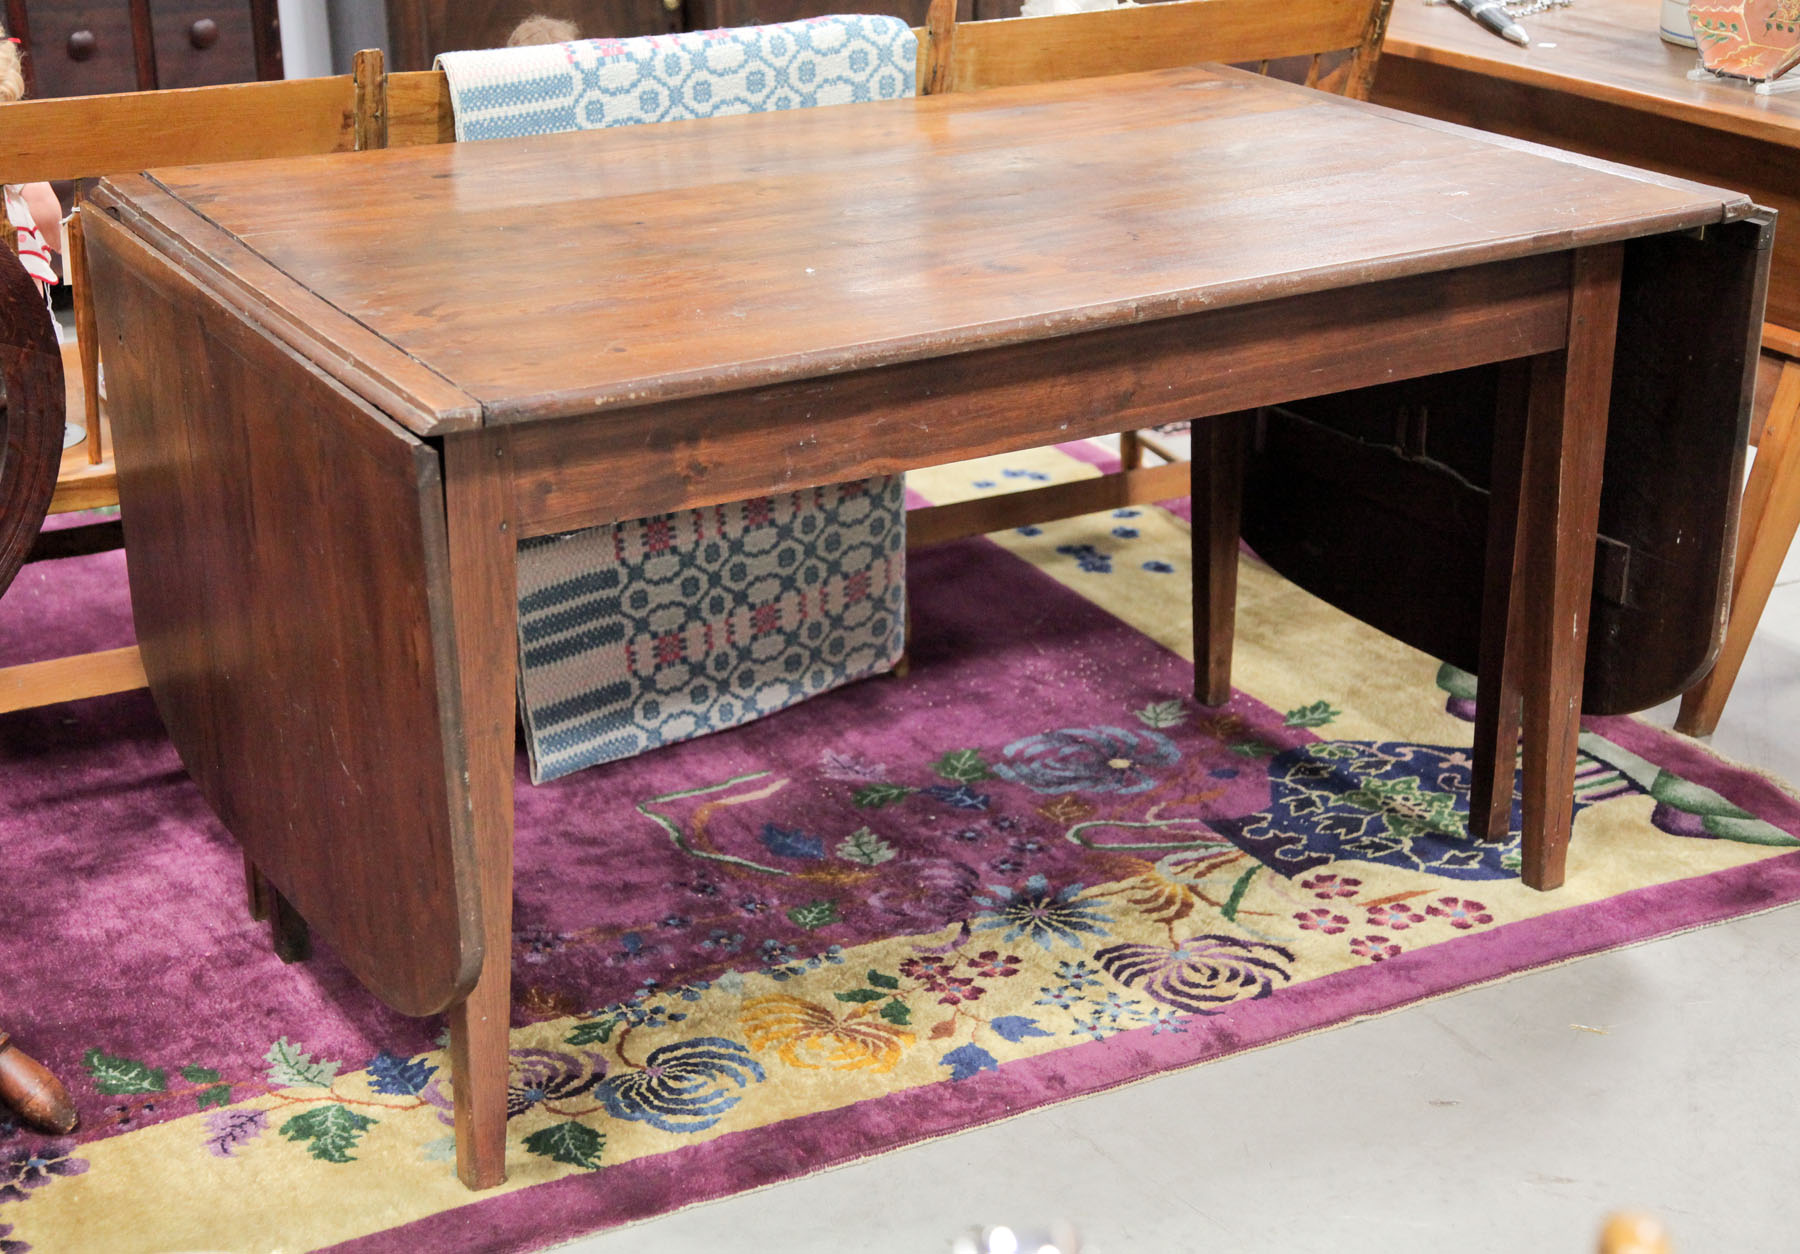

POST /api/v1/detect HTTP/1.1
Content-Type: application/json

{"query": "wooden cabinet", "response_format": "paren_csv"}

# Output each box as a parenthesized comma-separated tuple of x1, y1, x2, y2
(386, 0, 680, 71)
(4, 0, 281, 99)
(685, 0, 941, 30)
(385, 0, 985, 71)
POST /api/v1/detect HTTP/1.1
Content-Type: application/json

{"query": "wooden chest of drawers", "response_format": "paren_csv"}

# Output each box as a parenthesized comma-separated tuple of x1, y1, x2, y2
(4, 0, 281, 99)
(382, 0, 1024, 72)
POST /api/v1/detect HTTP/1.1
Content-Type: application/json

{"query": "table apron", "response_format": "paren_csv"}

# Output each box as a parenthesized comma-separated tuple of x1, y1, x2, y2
(502, 252, 1574, 540)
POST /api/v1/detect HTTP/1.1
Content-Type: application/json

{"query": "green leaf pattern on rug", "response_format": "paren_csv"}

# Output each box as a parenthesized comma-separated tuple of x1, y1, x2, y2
(788, 900, 840, 930)
(1343, 775, 1465, 843)
(566, 1018, 620, 1047)
(836, 826, 896, 865)
(1229, 741, 1276, 758)
(279, 1105, 376, 1164)
(1284, 700, 1340, 728)
(83, 1048, 166, 1095)
(1134, 699, 1187, 729)
(852, 782, 914, 809)
(523, 1121, 605, 1170)
(933, 749, 991, 783)
(266, 1038, 341, 1088)
(178, 1063, 233, 1109)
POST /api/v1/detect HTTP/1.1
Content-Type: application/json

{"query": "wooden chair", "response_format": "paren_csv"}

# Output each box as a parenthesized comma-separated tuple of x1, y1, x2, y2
(1676, 325, 1800, 736)
(0, 240, 80, 1138)
(0, 58, 387, 716)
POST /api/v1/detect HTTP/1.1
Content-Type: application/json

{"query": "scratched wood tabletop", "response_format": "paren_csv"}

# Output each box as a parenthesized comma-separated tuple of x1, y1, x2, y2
(109, 65, 1749, 433)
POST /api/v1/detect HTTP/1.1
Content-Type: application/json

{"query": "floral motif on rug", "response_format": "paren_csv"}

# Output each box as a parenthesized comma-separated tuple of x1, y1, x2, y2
(3, 443, 1798, 1254)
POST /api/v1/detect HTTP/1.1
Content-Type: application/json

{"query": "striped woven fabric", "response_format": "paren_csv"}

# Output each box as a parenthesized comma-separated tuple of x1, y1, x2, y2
(437, 18, 917, 781)
(516, 478, 906, 782)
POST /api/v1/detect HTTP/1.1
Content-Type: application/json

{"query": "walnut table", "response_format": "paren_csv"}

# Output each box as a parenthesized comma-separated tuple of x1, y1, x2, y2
(81, 65, 1764, 1188)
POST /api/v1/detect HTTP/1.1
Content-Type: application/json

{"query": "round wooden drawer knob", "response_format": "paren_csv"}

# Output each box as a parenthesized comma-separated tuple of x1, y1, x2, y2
(190, 18, 220, 50)
(66, 28, 97, 60)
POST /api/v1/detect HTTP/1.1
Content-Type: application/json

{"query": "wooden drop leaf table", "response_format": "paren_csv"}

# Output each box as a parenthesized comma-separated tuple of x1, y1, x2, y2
(80, 65, 1766, 1188)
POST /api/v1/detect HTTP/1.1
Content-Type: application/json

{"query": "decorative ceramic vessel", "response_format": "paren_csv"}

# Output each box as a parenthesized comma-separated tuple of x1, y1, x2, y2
(1660, 0, 1699, 47)
(1688, 0, 1800, 80)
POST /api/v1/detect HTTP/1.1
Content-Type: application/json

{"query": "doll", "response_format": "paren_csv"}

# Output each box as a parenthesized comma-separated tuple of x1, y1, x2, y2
(507, 14, 582, 46)
(1, 28, 62, 304)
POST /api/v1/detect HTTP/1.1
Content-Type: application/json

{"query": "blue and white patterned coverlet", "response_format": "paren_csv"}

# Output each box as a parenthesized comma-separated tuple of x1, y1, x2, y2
(438, 16, 915, 782)
(516, 479, 907, 783)
(435, 15, 918, 142)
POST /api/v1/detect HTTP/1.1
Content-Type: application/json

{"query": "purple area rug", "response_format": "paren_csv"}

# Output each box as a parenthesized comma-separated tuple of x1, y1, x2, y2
(3, 487, 1799, 1254)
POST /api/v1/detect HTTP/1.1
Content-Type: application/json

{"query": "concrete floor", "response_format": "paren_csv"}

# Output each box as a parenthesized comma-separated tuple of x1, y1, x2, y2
(551, 479, 1800, 1254)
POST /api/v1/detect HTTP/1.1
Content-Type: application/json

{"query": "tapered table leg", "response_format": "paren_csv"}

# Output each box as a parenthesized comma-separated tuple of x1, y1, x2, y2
(443, 429, 520, 1190)
(1192, 410, 1251, 707)
(1514, 245, 1622, 890)
(267, 885, 312, 963)
(1470, 363, 1532, 843)
(244, 851, 271, 922)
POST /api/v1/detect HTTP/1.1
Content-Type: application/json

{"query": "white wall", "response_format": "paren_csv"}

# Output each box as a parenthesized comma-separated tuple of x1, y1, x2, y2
(279, 0, 389, 78)
(277, 0, 334, 78)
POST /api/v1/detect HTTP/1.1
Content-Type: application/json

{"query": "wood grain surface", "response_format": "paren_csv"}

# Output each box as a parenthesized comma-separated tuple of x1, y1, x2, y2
(82, 207, 483, 1018)
(121, 65, 1749, 434)
(503, 255, 1573, 537)
(0, 74, 359, 185)
(940, 0, 1367, 89)
(0, 250, 63, 602)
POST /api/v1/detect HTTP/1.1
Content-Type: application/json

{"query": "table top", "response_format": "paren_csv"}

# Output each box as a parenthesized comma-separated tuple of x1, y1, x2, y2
(1383, 0, 1800, 148)
(98, 64, 1752, 437)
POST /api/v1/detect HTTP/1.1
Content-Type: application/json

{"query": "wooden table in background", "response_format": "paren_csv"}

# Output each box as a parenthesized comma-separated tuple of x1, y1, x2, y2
(1373, 0, 1800, 735)
(82, 66, 1760, 1189)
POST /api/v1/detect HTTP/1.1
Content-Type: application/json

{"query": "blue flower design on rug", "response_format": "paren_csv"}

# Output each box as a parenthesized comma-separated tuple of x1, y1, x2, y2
(1210, 741, 1545, 880)
(993, 726, 1179, 795)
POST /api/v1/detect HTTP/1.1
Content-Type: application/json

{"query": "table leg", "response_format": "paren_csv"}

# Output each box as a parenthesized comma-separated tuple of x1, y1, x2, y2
(443, 429, 519, 1191)
(244, 851, 271, 922)
(1192, 410, 1250, 706)
(1676, 358, 1800, 737)
(1470, 363, 1532, 842)
(267, 886, 313, 964)
(1514, 245, 1622, 890)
